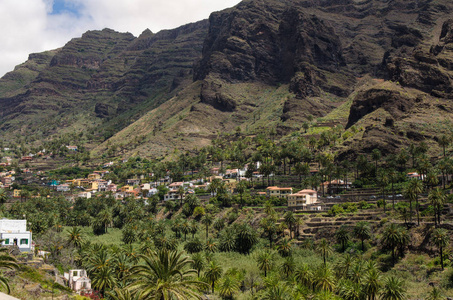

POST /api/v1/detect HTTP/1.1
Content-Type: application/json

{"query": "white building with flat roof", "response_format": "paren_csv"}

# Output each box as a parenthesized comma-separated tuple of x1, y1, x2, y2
(0, 219, 32, 252)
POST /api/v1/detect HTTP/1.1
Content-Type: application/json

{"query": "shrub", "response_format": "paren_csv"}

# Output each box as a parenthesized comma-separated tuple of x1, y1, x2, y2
(184, 238, 203, 254)
(328, 205, 344, 217)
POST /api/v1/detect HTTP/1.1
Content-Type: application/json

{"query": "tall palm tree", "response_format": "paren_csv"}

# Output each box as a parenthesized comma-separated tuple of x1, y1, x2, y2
(335, 225, 350, 252)
(428, 188, 446, 227)
(437, 134, 450, 157)
(201, 214, 213, 240)
(0, 247, 18, 294)
(127, 249, 207, 299)
(205, 260, 223, 293)
(353, 221, 371, 251)
(405, 178, 423, 225)
(67, 227, 83, 248)
(377, 169, 389, 213)
(388, 169, 398, 210)
(107, 287, 140, 300)
(380, 276, 406, 300)
(431, 228, 450, 270)
(316, 238, 333, 266)
(256, 249, 275, 277)
(381, 223, 401, 262)
(284, 211, 296, 238)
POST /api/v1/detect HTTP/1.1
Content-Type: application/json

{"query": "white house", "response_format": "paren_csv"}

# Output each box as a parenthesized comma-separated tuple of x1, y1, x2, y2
(56, 184, 71, 192)
(0, 219, 32, 252)
(64, 269, 91, 292)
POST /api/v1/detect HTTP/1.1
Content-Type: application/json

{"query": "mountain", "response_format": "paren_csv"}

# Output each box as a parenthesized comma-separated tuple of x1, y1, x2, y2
(1, 0, 453, 159)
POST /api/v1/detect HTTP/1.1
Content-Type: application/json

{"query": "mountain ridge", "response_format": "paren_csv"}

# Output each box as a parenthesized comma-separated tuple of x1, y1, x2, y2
(1, 0, 453, 159)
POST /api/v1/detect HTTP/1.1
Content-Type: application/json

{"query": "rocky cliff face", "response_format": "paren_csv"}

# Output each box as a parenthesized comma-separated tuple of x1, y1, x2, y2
(2, 0, 453, 158)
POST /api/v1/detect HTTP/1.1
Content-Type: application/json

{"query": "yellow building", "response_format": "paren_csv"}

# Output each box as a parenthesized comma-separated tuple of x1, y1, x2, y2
(121, 185, 133, 192)
(266, 186, 293, 199)
(88, 173, 101, 180)
(13, 189, 21, 198)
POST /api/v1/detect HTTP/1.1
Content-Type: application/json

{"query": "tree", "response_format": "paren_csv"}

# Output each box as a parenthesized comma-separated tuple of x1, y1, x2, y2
(201, 214, 213, 240)
(431, 228, 450, 270)
(437, 134, 450, 157)
(260, 217, 277, 247)
(91, 265, 116, 297)
(380, 276, 406, 300)
(0, 247, 18, 294)
(428, 188, 446, 227)
(191, 253, 205, 277)
(405, 178, 423, 225)
(381, 223, 401, 262)
(127, 249, 207, 299)
(67, 227, 83, 248)
(219, 275, 240, 299)
(353, 221, 371, 251)
(362, 267, 382, 300)
(316, 238, 333, 266)
(284, 211, 296, 238)
(315, 265, 336, 292)
(377, 169, 389, 213)
(234, 223, 257, 254)
(371, 149, 381, 175)
(426, 286, 443, 300)
(256, 249, 275, 277)
(295, 264, 313, 288)
(205, 260, 223, 293)
(236, 181, 247, 208)
(335, 225, 350, 252)
(280, 256, 295, 278)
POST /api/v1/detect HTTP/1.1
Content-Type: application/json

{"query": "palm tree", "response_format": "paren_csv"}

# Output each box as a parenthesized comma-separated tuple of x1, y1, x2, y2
(218, 275, 240, 299)
(201, 214, 213, 240)
(377, 169, 389, 213)
(405, 178, 423, 225)
(191, 253, 204, 277)
(236, 181, 247, 208)
(353, 221, 371, 251)
(335, 225, 350, 252)
(316, 238, 333, 266)
(314, 264, 336, 292)
(260, 217, 277, 247)
(91, 265, 116, 297)
(388, 169, 398, 210)
(97, 208, 113, 234)
(362, 264, 382, 300)
(256, 249, 275, 277)
(262, 284, 291, 300)
(127, 249, 207, 299)
(428, 188, 446, 227)
(381, 223, 401, 262)
(177, 185, 185, 207)
(371, 148, 381, 175)
(205, 260, 223, 293)
(295, 264, 313, 288)
(437, 134, 450, 157)
(380, 276, 406, 300)
(67, 227, 83, 248)
(284, 211, 296, 238)
(280, 256, 295, 278)
(431, 228, 450, 270)
(0, 247, 18, 294)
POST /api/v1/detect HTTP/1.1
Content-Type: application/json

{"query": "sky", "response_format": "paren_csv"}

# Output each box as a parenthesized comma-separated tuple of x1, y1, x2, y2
(0, 0, 242, 77)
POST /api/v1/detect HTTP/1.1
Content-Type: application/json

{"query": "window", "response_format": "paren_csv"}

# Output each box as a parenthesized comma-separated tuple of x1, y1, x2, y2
(4, 239, 9, 245)
(20, 239, 28, 245)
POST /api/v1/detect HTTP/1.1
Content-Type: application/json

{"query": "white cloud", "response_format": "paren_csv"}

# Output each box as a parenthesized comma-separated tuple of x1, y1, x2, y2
(0, 0, 241, 77)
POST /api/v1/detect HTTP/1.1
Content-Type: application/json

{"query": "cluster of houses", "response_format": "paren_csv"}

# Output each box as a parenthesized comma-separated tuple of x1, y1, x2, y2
(0, 169, 15, 189)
